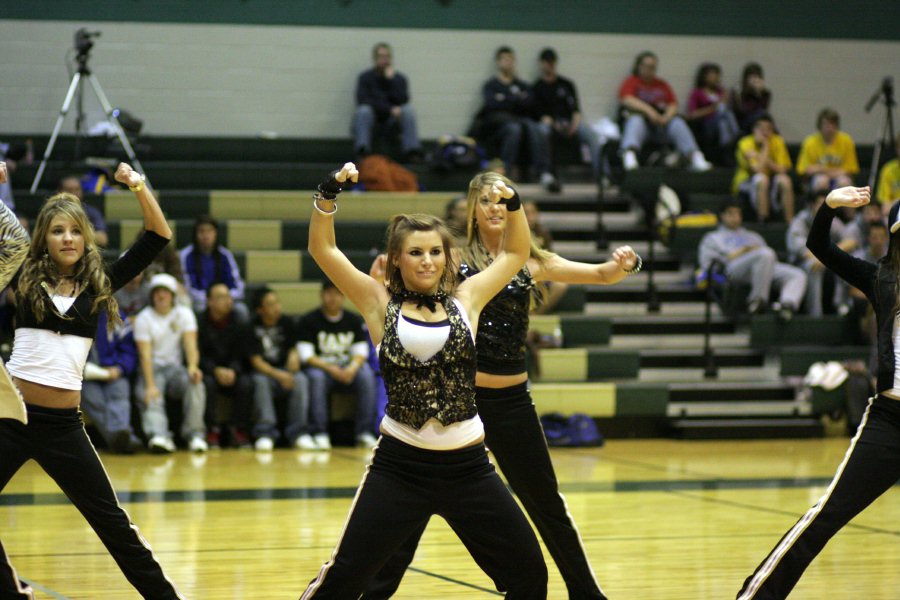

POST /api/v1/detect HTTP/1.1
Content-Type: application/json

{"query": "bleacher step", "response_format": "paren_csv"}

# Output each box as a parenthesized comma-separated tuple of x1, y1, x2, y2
(669, 418, 823, 440)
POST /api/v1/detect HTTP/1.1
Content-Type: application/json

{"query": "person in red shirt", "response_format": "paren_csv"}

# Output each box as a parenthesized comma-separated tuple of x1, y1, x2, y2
(619, 51, 711, 172)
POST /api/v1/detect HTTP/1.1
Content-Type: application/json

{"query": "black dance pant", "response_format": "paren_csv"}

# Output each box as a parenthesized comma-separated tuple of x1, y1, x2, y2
(363, 382, 604, 600)
(737, 395, 900, 599)
(300, 434, 548, 599)
(0, 404, 183, 600)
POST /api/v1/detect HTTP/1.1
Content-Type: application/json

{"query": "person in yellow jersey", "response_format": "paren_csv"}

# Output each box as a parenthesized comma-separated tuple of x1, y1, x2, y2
(732, 114, 795, 222)
(796, 107, 859, 193)
(875, 132, 900, 215)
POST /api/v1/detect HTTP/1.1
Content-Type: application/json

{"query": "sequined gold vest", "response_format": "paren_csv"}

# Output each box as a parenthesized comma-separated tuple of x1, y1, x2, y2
(379, 295, 477, 429)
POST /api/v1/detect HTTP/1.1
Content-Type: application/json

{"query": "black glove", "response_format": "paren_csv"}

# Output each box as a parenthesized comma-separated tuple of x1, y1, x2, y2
(317, 170, 345, 200)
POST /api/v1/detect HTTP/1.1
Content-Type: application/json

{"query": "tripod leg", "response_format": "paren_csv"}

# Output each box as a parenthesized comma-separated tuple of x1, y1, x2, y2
(30, 73, 82, 194)
(86, 74, 152, 192)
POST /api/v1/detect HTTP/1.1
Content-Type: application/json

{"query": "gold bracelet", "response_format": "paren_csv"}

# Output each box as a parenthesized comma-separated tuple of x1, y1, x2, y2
(129, 174, 146, 193)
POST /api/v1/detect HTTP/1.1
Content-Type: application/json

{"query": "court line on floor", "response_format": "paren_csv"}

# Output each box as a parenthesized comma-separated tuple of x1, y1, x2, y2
(3, 475, 898, 506)
(405, 566, 503, 596)
(18, 578, 71, 600)
(666, 488, 900, 537)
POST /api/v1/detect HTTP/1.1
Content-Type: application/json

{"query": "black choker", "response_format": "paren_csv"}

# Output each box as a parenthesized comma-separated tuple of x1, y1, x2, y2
(394, 289, 447, 313)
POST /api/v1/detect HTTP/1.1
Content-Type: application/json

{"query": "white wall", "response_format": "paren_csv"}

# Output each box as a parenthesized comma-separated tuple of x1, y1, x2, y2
(1, 20, 897, 144)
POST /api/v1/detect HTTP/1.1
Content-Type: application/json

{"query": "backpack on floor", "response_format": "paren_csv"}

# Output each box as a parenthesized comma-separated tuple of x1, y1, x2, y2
(540, 412, 604, 447)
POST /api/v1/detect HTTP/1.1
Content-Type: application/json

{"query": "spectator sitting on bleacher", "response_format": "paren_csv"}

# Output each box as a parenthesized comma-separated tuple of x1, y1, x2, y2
(533, 47, 600, 186)
(875, 132, 900, 215)
(297, 279, 378, 449)
(352, 42, 423, 162)
(471, 46, 558, 191)
(198, 282, 252, 449)
(114, 271, 148, 320)
(80, 309, 142, 454)
(686, 62, 740, 166)
(731, 62, 771, 134)
(0, 140, 32, 210)
(732, 114, 795, 223)
(796, 108, 859, 194)
(179, 214, 248, 322)
(618, 51, 712, 173)
(787, 191, 860, 316)
(523, 200, 567, 315)
(444, 196, 468, 241)
(852, 200, 887, 253)
(699, 199, 806, 319)
(57, 175, 108, 247)
(134, 273, 207, 453)
(245, 287, 312, 452)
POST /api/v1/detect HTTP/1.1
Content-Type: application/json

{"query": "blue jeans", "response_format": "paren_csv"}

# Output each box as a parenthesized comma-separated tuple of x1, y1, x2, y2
(251, 371, 309, 442)
(621, 113, 699, 156)
(305, 363, 378, 437)
(81, 377, 141, 447)
(352, 104, 421, 154)
(538, 121, 601, 179)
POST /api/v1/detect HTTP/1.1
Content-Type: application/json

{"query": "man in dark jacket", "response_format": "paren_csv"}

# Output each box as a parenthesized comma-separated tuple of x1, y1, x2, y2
(352, 42, 422, 162)
(198, 282, 253, 448)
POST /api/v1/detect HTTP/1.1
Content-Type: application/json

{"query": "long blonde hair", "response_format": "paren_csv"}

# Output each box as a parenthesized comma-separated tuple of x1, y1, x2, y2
(16, 193, 121, 328)
(461, 171, 553, 305)
(383, 213, 458, 296)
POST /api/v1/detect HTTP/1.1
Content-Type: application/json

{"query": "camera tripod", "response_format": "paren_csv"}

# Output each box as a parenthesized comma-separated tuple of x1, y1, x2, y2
(30, 33, 148, 193)
(866, 77, 896, 191)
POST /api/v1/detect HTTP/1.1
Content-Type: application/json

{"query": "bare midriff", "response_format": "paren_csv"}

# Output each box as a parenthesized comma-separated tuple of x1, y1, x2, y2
(475, 371, 528, 388)
(13, 377, 80, 409)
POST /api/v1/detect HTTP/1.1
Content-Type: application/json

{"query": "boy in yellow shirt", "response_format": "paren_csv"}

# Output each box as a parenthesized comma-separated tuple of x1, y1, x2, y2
(732, 114, 795, 222)
(876, 133, 900, 215)
(796, 108, 859, 193)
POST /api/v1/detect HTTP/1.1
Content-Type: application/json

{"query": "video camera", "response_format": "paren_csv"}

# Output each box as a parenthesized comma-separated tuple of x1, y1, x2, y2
(74, 28, 101, 57)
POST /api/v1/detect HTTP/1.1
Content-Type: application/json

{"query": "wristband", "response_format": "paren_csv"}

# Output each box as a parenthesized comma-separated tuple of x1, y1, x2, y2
(317, 170, 343, 200)
(623, 254, 642, 275)
(129, 174, 146, 193)
(501, 192, 521, 211)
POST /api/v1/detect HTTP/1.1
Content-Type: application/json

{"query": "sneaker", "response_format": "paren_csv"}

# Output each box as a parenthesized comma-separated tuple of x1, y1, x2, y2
(206, 428, 221, 449)
(295, 433, 317, 450)
(623, 149, 639, 171)
(230, 428, 251, 449)
(110, 430, 134, 454)
(772, 302, 794, 323)
(254, 436, 274, 452)
(148, 435, 175, 454)
(539, 172, 562, 193)
(356, 432, 378, 448)
(689, 151, 713, 172)
(188, 436, 208, 453)
(663, 151, 682, 169)
(313, 433, 332, 451)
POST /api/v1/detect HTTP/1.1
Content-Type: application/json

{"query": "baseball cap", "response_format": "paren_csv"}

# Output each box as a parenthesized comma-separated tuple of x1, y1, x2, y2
(148, 273, 178, 294)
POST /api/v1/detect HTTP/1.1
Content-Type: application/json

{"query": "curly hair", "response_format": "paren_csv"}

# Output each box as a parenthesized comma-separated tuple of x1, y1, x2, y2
(16, 193, 121, 330)
(383, 213, 458, 296)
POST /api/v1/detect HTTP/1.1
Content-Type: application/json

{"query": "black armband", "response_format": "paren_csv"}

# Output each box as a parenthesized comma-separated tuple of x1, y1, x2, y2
(501, 192, 521, 211)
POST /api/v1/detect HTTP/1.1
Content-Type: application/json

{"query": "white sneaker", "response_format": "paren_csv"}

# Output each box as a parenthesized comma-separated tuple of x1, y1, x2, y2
(188, 436, 208, 453)
(356, 432, 378, 448)
(623, 149, 639, 171)
(689, 151, 712, 172)
(254, 436, 274, 452)
(148, 435, 175, 454)
(295, 433, 317, 450)
(313, 433, 332, 451)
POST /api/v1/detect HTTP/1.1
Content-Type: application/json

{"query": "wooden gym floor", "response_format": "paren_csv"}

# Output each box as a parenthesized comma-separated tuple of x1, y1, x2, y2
(1, 438, 897, 599)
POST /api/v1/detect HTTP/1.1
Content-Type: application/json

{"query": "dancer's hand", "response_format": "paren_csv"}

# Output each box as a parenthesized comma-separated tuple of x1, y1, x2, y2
(826, 186, 870, 209)
(114, 162, 143, 188)
(318, 162, 359, 199)
(612, 245, 638, 271)
(488, 180, 515, 203)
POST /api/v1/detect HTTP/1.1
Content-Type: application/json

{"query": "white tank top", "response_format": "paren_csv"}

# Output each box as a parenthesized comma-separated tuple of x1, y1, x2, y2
(6, 328, 93, 390)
